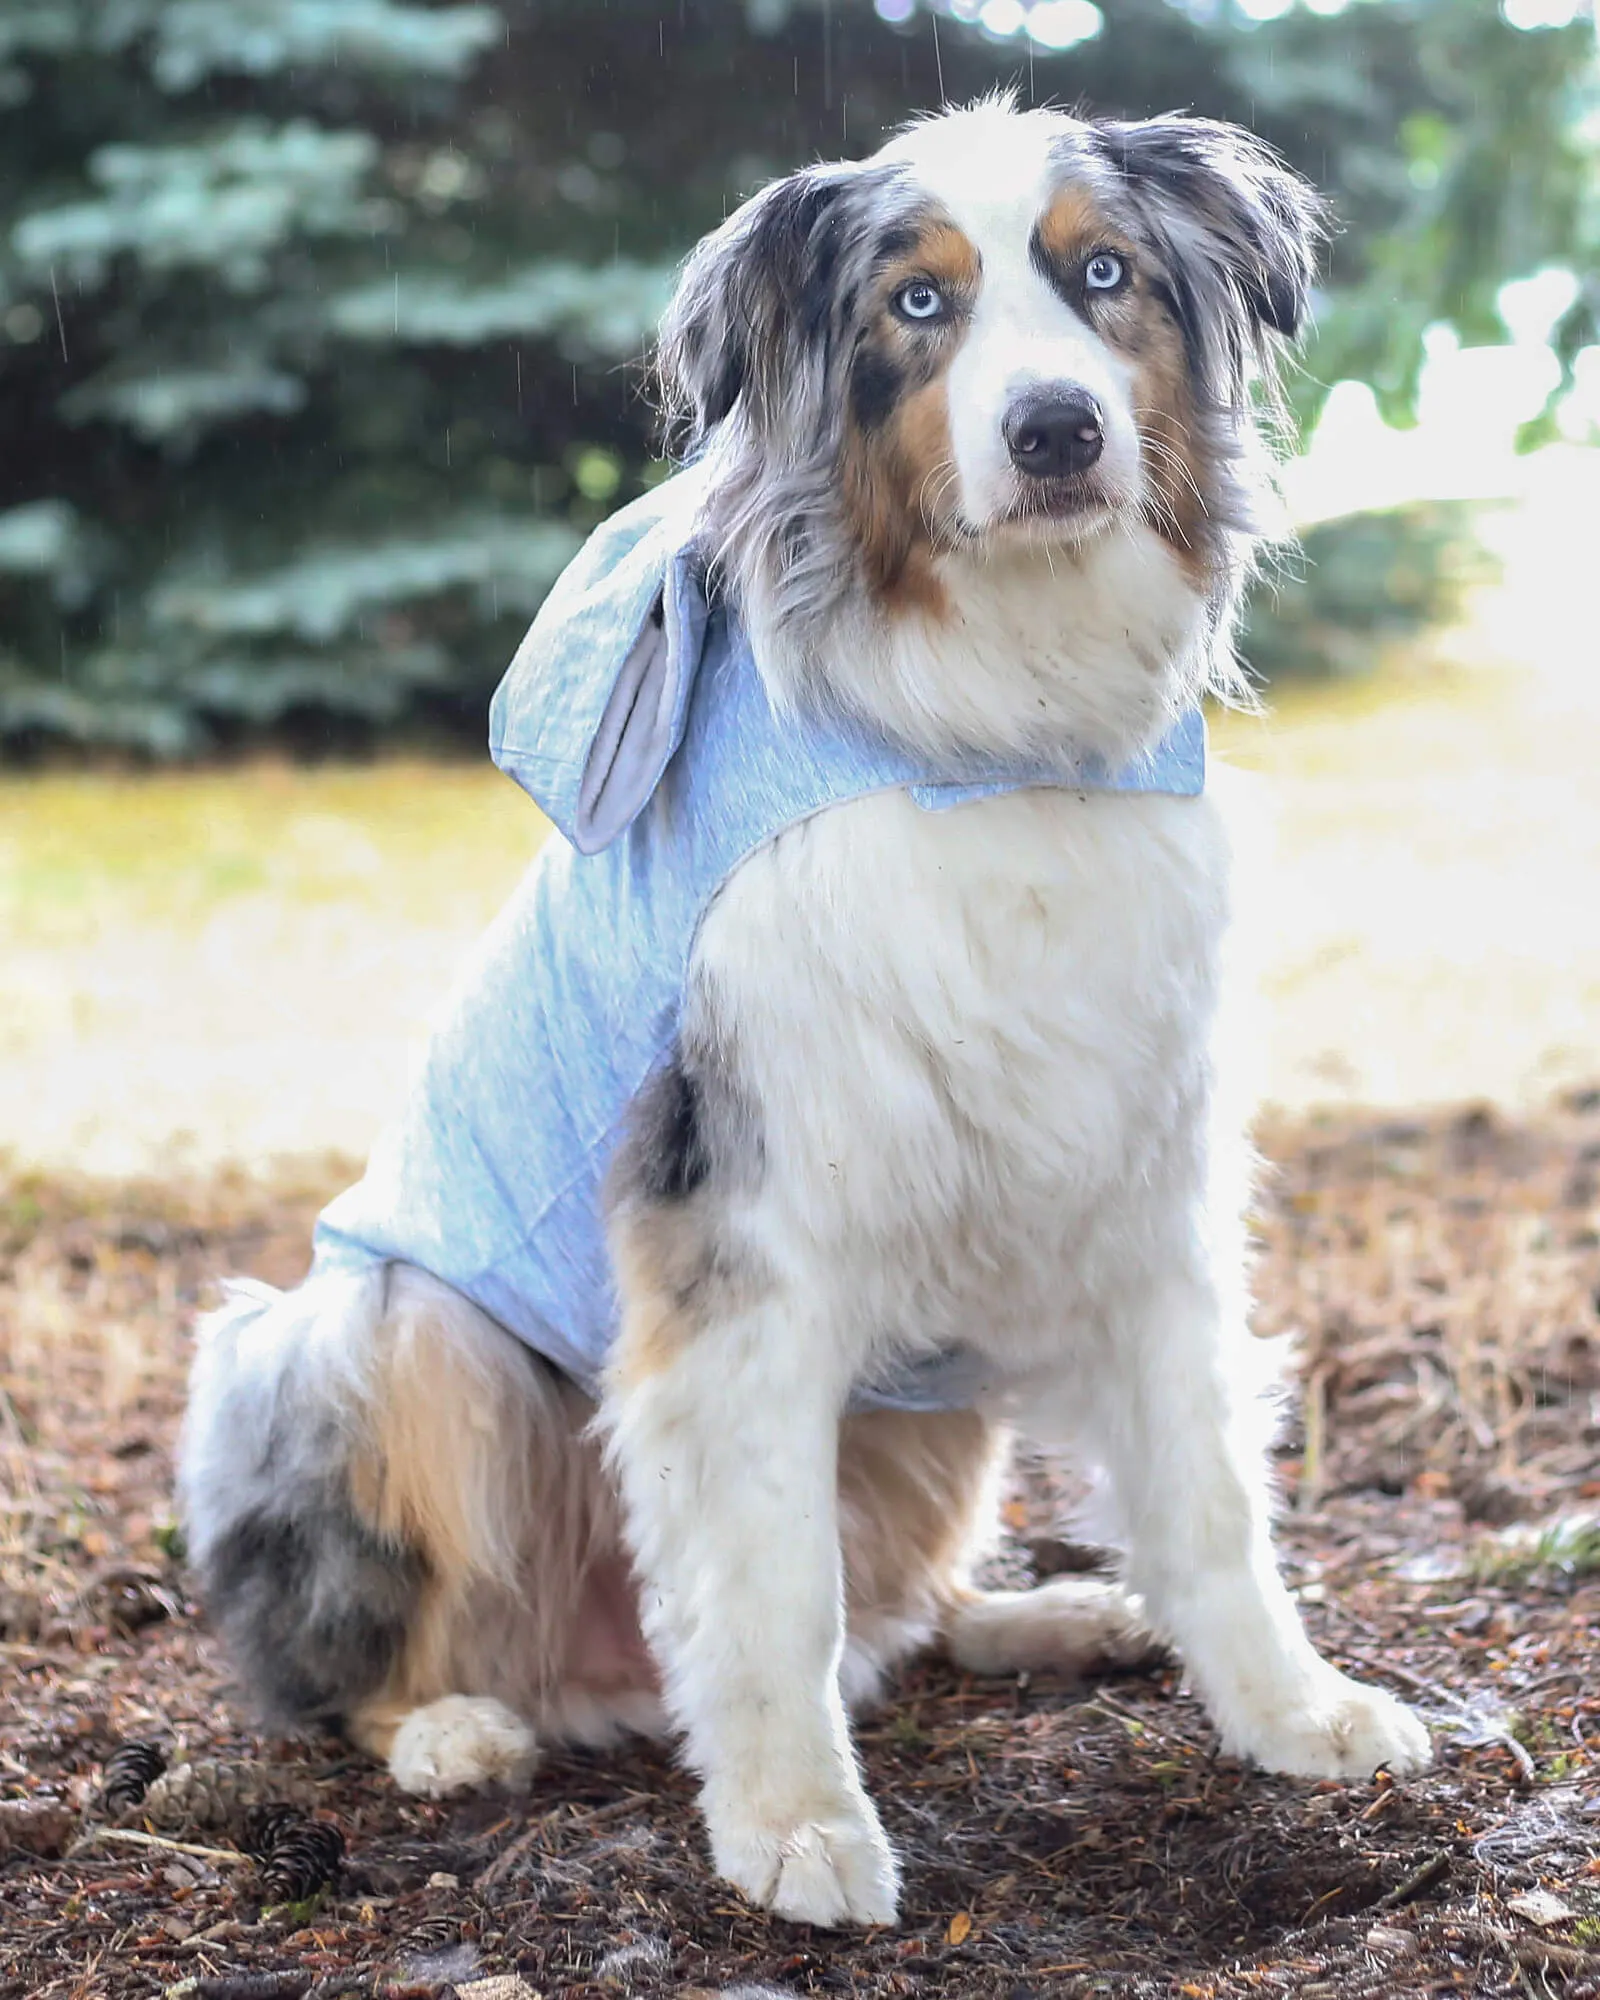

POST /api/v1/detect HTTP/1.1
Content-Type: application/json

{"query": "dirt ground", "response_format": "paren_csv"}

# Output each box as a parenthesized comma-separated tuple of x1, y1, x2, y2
(2, 1098, 1598, 1999)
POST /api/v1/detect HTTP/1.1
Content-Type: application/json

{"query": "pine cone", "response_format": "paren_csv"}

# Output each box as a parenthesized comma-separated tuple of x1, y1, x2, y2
(142, 1759, 315, 1834)
(252, 1810, 345, 1903)
(241, 1799, 309, 1861)
(99, 1740, 168, 1816)
(399, 1914, 464, 1955)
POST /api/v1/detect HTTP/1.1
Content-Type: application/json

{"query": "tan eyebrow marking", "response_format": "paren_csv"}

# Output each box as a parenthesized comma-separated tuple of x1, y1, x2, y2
(881, 219, 981, 293)
(1034, 184, 1117, 267)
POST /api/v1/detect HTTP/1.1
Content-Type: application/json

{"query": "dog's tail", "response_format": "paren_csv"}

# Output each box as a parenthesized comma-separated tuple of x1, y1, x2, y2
(178, 1268, 425, 1729)
(179, 1263, 609, 1741)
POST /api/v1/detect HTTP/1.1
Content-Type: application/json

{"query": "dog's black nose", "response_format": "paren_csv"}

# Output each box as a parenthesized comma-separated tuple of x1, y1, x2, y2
(1004, 391, 1104, 478)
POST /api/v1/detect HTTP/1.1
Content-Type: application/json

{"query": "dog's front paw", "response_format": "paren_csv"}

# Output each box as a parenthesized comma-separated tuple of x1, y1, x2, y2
(1229, 1670, 1431, 1781)
(709, 1793, 900, 1928)
(387, 1695, 538, 1798)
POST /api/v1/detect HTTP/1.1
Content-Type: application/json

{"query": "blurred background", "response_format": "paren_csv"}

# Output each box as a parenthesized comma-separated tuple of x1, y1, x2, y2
(0, 0, 1597, 1173)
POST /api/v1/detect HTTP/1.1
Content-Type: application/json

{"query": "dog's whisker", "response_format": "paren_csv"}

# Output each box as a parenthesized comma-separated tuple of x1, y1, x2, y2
(1132, 404, 1196, 443)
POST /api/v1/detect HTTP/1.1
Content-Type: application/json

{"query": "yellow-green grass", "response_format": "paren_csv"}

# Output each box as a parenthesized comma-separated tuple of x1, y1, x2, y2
(5, 643, 1596, 1185)
(0, 760, 545, 1177)
(0, 758, 540, 944)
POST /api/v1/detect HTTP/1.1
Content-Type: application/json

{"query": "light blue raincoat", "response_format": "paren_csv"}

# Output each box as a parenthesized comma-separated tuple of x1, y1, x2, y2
(311, 475, 1207, 1410)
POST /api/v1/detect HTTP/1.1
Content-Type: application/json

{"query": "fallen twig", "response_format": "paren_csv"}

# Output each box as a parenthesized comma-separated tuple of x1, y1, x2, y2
(163, 1976, 312, 1999)
(476, 1792, 645, 1890)
(1084, 1689, 1196, 1754)
(71, 1824, 251, 1868)
(1495, 1931, 1599, 1974)
(1374, 1849, 1451, 1909)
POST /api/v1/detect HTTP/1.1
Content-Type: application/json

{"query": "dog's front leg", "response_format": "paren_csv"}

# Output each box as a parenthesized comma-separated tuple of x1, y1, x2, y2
(601, 1278, 898, 1928)
(1067, 1272, 1432, 1781)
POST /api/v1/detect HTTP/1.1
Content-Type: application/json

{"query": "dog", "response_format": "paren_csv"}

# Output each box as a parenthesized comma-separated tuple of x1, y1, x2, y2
(179, 98, 1431, 1930)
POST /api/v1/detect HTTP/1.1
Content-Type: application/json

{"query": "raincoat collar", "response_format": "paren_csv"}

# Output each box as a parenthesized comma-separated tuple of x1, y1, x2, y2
(488, 472, 1207, 854)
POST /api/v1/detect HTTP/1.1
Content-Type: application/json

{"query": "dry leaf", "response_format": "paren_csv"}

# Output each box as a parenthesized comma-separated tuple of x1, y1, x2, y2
(1365, 1925, 1419, 1955)
(1507, 1889, 1574, 1928)
(946, 1910, 973, 1945)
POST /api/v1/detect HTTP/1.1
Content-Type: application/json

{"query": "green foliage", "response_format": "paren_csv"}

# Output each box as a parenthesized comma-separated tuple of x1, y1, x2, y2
(1468, 1511, 1600, 1586)
(0, 0, 1594, 756)
(1239, 501, 1502, 683)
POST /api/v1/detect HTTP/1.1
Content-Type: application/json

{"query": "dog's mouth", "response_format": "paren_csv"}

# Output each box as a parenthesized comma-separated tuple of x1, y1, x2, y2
(992, 475, 1120, 538)
(936, 472, 1129, 553)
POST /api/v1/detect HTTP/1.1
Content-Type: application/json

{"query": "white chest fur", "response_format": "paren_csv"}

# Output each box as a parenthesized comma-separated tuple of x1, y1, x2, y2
(689, 773, 1241, 1378)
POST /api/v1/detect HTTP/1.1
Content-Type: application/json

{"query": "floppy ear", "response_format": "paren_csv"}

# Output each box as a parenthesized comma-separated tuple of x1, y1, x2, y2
(1097, 114, 1326, 359)
(656, 164, 860, 453)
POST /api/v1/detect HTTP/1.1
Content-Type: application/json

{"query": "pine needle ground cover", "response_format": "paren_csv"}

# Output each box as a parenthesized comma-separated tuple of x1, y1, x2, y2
(1, 1102, 1598, 2000)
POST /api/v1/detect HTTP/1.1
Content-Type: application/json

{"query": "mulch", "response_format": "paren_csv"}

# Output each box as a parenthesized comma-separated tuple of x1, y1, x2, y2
(2, 1099, 1597, 1999)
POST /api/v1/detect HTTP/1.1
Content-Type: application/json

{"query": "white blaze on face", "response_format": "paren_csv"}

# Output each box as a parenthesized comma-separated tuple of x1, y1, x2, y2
(882, 107, 1146, 535)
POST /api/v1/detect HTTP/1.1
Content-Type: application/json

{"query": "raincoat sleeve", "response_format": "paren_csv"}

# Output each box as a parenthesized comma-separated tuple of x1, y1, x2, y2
(488, 472, 712, 856)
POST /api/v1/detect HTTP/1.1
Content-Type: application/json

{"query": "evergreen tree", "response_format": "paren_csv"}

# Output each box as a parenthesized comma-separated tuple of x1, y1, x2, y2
(0, 0, 1593, 754)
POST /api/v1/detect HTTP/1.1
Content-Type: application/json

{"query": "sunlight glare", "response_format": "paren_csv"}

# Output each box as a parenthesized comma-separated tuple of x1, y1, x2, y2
(1498, 266, 1581, 345)
(1502, 0, 1585, 28)
(1026, 0, 1104, 48)
(980, 0, 1028, 35)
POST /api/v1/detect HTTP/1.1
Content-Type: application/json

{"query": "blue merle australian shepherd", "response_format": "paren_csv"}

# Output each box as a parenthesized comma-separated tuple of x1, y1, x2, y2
(181, 99, 1428, 1928)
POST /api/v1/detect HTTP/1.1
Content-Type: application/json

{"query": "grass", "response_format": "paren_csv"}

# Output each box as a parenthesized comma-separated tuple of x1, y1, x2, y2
(1469, 1514, 1600, 1587)
(0, 757, 540, 943)
(0, 760, 548, 1175)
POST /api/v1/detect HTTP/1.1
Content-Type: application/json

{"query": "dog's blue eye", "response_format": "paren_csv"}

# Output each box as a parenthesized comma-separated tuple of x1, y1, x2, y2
(893, 279, 946, 323)
(1085, 252, 1126, 292)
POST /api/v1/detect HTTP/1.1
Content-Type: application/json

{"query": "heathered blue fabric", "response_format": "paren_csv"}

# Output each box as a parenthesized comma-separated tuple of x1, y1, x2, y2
(311, 477, 1206, 1410)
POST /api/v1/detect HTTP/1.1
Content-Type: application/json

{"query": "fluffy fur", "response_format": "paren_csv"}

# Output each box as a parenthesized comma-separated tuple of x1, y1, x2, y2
(179, 99, 1428, 1930)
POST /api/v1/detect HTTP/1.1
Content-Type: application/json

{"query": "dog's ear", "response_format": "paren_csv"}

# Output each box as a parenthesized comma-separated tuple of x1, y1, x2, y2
(1096, 115, 1326, 353)
(657, 164, 860, 453)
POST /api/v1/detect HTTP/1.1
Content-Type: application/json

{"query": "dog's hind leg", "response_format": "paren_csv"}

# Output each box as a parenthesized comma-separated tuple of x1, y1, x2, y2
(835, 1408, 1008, 1706)
(941, 1579, 1156, 1678)
(832, 1411, 1154, 1687)
(349, 1694, 538, 1799)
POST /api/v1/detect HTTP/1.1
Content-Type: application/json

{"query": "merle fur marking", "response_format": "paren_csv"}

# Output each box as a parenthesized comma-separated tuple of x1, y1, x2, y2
(1088, 117, 1326, 389)
(656, 109, 1322, 663)
(655, 160, 932, 648)
(850, 346, 905, 433)
(204, 1493, 422, 1725)
(630, 1054, 714, 1203)
(1026, 222, 1087, 320)
(612, 1011, 765, 1216)
(181, 1284, 425, 1729)
(658, 169, 934, 453)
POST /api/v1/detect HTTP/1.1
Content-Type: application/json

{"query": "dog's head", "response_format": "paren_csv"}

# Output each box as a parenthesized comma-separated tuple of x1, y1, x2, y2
(659, 97, 1323, 646)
